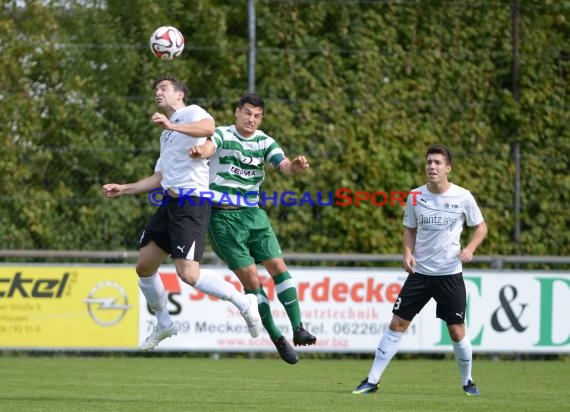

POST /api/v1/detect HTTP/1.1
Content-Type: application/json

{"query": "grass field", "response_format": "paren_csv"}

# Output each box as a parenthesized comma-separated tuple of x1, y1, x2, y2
(0, 355, 568, 412)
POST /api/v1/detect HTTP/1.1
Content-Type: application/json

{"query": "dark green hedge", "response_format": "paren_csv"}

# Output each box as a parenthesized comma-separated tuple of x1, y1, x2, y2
(0, 0, 567, 257)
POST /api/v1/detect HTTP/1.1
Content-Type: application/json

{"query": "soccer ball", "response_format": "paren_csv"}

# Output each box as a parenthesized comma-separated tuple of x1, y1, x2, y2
(149, 26, 184, 60)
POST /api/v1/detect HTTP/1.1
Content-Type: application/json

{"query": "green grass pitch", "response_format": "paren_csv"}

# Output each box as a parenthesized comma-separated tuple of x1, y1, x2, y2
(0, 355, 568, 412)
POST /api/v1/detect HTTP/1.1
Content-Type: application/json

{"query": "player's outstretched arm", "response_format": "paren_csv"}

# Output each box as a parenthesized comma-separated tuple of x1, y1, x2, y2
(189, 140, 216, 158)
(102, 172, 162, 198)
(279, 155, 310, 176)
(152, 112, 215, 138)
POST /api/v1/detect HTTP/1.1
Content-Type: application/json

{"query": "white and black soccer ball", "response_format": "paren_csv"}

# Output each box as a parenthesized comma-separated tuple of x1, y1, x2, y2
(149, 26, 184, 60)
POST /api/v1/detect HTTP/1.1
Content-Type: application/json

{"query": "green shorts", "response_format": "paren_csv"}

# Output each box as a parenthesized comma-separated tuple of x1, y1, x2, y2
(208, 207, 282, 270)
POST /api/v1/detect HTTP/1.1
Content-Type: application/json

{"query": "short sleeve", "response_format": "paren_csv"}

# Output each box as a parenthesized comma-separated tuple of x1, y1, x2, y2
(403, 192, 418, 228)
(266, 141, 285, 168)
(211, 128, 224, 152)
(464, 192, 484, 226)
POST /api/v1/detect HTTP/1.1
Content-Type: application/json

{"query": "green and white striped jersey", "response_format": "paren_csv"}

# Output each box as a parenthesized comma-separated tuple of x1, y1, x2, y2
(209, 125, 285, 206)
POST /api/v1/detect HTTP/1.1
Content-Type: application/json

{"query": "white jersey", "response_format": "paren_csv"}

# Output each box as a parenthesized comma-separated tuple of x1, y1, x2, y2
(154, 105, 212, 194)
(403, 183, 484, 275)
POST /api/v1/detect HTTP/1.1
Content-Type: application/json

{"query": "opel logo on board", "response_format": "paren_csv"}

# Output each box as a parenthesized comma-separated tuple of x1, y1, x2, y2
(83, 281, 132, 326)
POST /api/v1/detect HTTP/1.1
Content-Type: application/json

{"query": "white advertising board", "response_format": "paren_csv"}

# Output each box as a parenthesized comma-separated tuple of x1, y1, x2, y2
(140, 267, 570, 353)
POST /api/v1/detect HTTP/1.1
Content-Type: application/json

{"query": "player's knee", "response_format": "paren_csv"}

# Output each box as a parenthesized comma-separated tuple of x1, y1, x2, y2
(448, 325, 465, 342)
(265, 259, 287, 276)
(235, 265, 260, 289)
(135, 262, 155, 277)
(177, 268, 199, 286)
(240, 274, 261, 290)
(389, 315, 410, 332)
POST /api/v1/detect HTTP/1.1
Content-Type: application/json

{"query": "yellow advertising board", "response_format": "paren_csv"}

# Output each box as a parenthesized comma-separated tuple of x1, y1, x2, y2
(0, 266, 138, 349)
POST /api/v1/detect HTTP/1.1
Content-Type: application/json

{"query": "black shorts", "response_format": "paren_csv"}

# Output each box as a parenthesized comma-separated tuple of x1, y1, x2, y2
(392, 272, 466, 325)
(139, 196, 211, 261)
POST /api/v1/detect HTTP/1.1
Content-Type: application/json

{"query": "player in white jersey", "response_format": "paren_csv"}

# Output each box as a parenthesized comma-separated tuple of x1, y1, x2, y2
(190, 94, 316, 364)
(102, 76, 261, 350)
(353, 144, 488, 396)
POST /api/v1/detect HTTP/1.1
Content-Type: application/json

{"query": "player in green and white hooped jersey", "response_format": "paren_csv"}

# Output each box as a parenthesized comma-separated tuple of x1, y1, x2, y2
(190, 94, 316, 364)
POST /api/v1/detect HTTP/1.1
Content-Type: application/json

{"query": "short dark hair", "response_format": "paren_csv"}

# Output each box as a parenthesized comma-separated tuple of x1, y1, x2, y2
(238, 93, 265, 113)
(426, 144, 453, 165)
(153, 75, 189, 104)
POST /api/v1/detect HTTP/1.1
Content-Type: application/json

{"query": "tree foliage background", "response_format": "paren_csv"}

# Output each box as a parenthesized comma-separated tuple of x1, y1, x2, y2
(0, 0, 568, 257)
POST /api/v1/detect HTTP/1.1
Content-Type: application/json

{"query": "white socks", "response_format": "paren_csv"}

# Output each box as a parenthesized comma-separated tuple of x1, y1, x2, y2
(452, 337, 474, 386)
(138, 273, 172, 330)
(366, 331, 474, 386)
(368, 329, 403, 384)
(139, 272, 249, 329)
(194, 272, 249, 312)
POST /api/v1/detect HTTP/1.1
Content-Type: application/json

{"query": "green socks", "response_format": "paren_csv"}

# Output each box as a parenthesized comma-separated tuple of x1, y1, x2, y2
(273, 271, 302, 330)
(246, 271, 303, 340)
